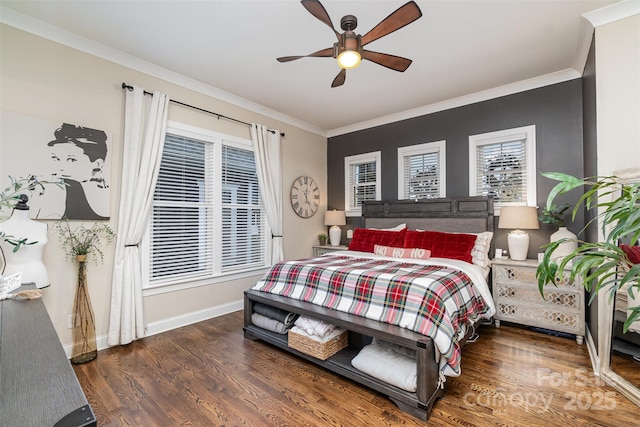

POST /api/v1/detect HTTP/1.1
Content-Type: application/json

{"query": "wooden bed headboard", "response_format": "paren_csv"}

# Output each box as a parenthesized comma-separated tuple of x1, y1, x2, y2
(361, 196, 494, 234)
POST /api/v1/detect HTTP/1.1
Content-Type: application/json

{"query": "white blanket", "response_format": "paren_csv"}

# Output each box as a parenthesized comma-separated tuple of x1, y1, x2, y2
(351, 342, 417, 392)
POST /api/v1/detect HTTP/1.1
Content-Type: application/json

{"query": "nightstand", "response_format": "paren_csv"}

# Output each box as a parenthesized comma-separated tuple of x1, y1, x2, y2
(313, 245, 348, 257)
(491, 258, 585, 345)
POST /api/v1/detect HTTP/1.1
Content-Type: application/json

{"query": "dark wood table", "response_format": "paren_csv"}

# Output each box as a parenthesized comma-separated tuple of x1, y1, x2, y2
(0, 284, 96, 427)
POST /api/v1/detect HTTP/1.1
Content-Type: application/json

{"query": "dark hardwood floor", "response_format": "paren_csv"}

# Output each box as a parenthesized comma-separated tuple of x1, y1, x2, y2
(73, 311, 639, 426)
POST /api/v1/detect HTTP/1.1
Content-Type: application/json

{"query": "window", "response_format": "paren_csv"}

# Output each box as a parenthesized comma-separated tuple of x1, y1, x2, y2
(398, 141, 446, 200)
(469, 125, 536, 212)
(344, 151, 381, 216)
(145, 122, 267, 291)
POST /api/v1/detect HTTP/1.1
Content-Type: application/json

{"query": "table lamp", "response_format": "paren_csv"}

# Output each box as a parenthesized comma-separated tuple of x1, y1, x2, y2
(498, 206, 539, 261)
(324, 210, 346, 246)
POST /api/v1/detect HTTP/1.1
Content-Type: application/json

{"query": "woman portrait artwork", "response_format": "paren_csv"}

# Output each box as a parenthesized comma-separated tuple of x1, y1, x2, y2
(46, 123, 110, 219)
(0, 112, 111, 220)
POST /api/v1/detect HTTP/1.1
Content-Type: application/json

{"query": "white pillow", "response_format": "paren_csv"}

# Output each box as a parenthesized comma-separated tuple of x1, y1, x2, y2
(470, 231, 493, 269)
(368, 223, 407, 231)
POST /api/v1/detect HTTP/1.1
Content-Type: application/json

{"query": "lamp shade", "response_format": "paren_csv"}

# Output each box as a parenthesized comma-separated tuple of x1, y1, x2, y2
(324, 210, 346, 226)
(498, 206, 539, 230)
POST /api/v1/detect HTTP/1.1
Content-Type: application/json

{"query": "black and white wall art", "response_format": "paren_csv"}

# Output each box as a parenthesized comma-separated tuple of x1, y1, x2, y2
(1, 111, 111, 220)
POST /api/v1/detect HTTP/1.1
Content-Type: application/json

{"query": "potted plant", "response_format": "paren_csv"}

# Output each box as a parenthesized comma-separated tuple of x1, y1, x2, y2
(55, 219, 115, 363)
(538, 203, 571, 227)
(538, 201, 577, 257)
(536, 172, 640, 332)
(318, 233, 328, 246)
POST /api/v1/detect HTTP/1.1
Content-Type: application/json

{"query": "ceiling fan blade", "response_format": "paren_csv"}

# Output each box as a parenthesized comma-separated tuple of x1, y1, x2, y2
(277, 47, 335, 63)
(361, 50, 412, 72)
(331, 69, 346, 88)
(301, 0, 340, 40)
(360, 1, 422, 47)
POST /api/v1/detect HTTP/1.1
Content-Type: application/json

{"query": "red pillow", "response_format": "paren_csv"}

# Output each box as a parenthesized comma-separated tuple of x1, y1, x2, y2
(621, 244, 640, 264)
(403, 230, 477, 263)
(348, 228, 407, 253)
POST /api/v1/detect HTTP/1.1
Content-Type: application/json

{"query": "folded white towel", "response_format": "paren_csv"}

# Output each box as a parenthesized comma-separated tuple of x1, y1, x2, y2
(289, 325, 345, 343)
(294, 316, 336, 339)
(351, 343, 417, 392)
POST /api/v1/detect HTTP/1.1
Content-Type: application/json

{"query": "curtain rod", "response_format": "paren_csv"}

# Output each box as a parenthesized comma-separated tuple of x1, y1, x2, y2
(121, 83, 284, 137)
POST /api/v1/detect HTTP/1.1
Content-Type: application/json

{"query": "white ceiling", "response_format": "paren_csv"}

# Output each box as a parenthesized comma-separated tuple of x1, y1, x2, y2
(0, 0, 624, 136)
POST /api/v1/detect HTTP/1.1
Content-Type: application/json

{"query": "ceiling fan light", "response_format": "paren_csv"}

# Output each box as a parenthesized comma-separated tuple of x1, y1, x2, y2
(337, 50, 361, 69)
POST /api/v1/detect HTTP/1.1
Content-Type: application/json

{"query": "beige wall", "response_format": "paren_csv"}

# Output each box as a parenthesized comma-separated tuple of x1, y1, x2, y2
(595, 13, 640, 176)
(0, 24, 327, 351)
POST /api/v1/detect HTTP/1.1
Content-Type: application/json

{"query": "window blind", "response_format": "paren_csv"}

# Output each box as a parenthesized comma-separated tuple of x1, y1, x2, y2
(151, 134, 214, 283)
(476, 139, 527, 204)
(221, 145, 265, 271)
(348, 161, 377, 209)
(149, 131, 266, 287)
(404, 151, 440, 200)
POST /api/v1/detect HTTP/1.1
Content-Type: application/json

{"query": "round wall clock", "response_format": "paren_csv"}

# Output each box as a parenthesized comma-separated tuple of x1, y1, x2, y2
(290, 176, 320, 218)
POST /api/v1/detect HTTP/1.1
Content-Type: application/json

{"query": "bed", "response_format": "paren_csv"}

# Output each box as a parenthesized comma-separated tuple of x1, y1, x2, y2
(243, 197, 495, 420)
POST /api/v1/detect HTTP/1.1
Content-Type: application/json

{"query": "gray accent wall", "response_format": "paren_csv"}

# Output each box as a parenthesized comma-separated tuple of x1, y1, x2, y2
(327, 79, 586, 260)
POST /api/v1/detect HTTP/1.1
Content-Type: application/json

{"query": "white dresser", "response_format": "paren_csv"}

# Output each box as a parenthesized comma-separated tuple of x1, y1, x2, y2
(491, 258, 585, 344)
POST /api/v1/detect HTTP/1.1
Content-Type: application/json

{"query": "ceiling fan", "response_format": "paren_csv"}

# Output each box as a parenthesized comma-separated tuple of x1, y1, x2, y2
(277, 0, 423, 88)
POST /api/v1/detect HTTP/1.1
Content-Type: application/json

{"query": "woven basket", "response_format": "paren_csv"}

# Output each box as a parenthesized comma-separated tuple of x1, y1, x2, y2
(288, 329, 348, 360)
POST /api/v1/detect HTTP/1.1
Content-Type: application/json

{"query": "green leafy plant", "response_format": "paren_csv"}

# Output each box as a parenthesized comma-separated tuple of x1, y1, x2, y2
(537, 203, 571, 226)
(55, 219, 115, 264)
(536, 172, 640, 332)
(1, 175, 64, 251)
(318, 233, 328, 245)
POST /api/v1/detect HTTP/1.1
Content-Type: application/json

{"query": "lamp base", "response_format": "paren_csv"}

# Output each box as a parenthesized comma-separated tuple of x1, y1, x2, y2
(329, 225, 342, 246)
(507, 230, 529, 261)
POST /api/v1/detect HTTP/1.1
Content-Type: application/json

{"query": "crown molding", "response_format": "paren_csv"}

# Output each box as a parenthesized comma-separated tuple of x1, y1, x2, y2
(327, 69, 581, 138)
(0, 6, 326, 137)
(571, 17, 596, 76)
(6, 2, 632, 141)
(583, 0, 640, 28)
(570, 0, 639, 91)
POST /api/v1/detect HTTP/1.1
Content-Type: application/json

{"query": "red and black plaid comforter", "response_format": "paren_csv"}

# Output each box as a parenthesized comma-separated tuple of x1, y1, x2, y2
(252, 255, 492, 376)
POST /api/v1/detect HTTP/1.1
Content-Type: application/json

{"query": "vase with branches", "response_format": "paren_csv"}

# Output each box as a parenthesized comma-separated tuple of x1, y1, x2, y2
(55, 220, 115, 264)
(55, 219, 115, 363)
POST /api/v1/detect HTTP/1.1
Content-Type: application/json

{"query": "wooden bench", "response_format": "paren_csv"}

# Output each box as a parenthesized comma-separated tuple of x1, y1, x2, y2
(243, 289, 444, 421)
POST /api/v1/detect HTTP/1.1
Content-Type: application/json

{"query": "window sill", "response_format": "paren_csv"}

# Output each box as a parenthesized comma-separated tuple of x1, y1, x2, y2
(142, 266, 270, 297)
(345, 209, 362, 217)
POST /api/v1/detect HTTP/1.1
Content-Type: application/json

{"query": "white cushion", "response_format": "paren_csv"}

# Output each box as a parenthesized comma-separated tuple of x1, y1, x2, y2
(368, 223, 407, 231)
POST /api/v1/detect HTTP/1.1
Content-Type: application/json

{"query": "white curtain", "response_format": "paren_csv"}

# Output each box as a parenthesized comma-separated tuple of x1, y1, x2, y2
(251, 123, 283, 263)
(107, 85, 169, 346)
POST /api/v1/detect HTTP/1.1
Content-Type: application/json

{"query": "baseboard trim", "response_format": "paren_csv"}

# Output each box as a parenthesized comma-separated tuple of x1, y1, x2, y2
(63, 299, 244, 357)
(585, 324, 601, 375)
